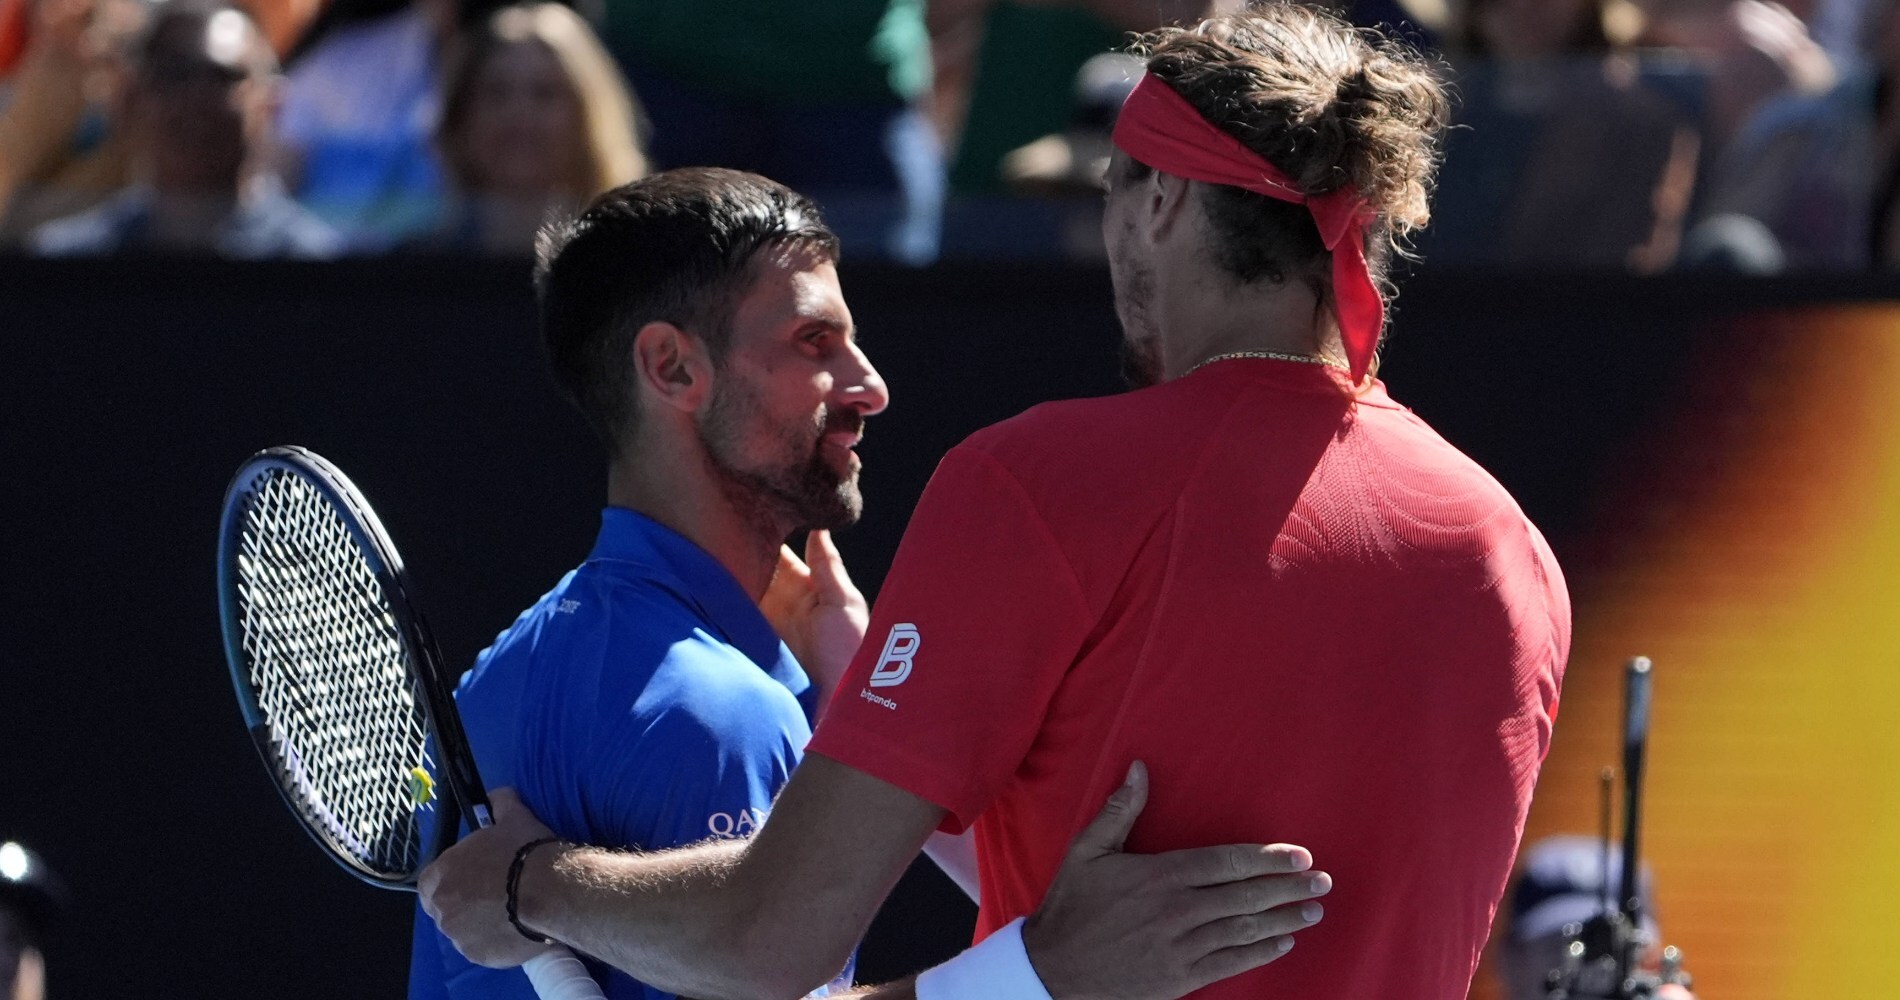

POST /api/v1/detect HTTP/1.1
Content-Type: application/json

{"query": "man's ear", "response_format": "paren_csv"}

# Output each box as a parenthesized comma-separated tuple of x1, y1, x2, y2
(631, 321, 712, 414)
(1145, 170, 1193, 243)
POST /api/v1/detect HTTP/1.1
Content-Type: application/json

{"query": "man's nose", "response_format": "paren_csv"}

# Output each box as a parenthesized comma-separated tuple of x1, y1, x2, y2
(837, 341, 890, 416)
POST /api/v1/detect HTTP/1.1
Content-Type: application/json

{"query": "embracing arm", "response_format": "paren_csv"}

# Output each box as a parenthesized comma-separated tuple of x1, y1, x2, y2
(423, 753, 942, 999)
(423, 758, 1332, 1000)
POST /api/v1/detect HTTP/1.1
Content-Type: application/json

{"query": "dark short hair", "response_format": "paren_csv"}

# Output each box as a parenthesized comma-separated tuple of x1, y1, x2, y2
(534, 167, 840, 451)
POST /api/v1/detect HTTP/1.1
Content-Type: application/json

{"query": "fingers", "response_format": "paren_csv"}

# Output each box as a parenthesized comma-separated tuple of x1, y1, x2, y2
(1179, 891, 1325, 957)
(1067, 761, 1149, 858)
(775, 543, 813, 588)
(488, 786, 527, 820)
(417, 858, 442, 912)
(1182, 935, 1299, 994)
(1165, 841, 1312, 887)
(1187, 869, 1331, 925)
(804, 530, 859, 603)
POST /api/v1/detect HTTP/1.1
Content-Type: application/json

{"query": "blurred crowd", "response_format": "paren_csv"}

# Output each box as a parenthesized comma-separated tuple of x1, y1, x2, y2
(1, 0, 1897, 271)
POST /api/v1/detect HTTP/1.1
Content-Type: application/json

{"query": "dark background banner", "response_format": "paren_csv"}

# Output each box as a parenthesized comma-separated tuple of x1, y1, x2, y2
(1, 257, 1891, 998)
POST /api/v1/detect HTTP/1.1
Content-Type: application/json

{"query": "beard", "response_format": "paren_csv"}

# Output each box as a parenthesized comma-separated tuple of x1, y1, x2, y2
(697, 373, 864, 533)
(1119, 335, 1165, 389)
(1110, 238, 1163, 389)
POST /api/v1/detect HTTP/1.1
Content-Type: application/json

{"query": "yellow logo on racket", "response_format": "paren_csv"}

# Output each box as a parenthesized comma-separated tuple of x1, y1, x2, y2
(408, 767, 436, 807)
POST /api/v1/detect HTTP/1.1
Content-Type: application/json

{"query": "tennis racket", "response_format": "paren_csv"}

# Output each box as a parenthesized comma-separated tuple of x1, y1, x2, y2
(217, 446, 604, 1000)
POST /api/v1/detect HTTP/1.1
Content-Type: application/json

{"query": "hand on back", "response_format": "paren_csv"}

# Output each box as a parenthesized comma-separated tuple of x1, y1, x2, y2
(1024, 762, 1330, 999)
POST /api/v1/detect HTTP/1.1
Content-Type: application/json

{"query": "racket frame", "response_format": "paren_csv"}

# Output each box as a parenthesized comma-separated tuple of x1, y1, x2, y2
(218, 445, 492, 889)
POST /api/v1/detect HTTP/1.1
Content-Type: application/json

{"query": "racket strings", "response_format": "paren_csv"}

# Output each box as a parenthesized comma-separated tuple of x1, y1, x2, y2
(232, 470, 434, 880)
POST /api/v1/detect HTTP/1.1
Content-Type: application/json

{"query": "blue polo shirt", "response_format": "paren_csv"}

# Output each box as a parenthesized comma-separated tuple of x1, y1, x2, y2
(408, 508, 838, 998)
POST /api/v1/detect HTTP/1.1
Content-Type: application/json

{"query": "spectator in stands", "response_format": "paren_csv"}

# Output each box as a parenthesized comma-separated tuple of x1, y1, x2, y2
(602, 0, 940, 263)
(272, 0, 453, 246)
(938, 1, 1439, 197)
(1648, 0, 1875, 269)
(423, 1, 643, 256)
(940, 0, 1441, 260)
(993, 51, 1141, 259)
(1423, 0, 1701, 270)
(27, 0, 341, 257)
(0, 0, 142, 242)
(0, 0, 317, 244)
(1494, 836, 1695, 1000)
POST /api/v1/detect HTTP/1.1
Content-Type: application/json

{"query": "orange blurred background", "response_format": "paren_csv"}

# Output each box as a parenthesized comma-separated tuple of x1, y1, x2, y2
(1472, 305, 1900, 999)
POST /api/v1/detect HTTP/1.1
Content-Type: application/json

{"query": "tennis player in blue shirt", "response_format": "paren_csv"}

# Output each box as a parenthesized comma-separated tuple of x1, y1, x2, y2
(407, 508, 847, 998)
(407, 167, 882, 999)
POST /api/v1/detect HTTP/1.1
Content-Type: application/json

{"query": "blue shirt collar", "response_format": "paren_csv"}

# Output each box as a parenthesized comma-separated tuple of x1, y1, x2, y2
(587, 508, 804, 690)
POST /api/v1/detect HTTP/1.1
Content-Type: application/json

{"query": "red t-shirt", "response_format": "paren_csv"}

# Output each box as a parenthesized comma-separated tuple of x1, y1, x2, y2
(808, 359, 1570, 999)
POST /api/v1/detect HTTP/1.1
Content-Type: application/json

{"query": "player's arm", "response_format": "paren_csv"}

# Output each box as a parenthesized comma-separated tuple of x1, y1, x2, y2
(422, 757, 1329, 1000)
(759, 533, 982, 907)
(422, 754, 943, 998)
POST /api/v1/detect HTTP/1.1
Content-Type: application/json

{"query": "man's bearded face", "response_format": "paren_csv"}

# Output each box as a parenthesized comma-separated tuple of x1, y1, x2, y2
(1104, 152, 1164, 389)
(1110, 221, 1164, 389)
(697, 364, 865, 531)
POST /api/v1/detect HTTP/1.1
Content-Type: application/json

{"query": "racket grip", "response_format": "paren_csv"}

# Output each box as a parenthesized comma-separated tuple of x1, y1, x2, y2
(524, 948, 606, 1000)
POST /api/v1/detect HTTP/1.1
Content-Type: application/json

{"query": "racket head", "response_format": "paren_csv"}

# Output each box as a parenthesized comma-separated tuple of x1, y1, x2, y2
(217, 446, 484, 889)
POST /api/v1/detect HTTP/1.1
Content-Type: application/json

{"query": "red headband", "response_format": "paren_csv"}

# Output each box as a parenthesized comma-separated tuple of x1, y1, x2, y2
(1110, 72, 1382, 384)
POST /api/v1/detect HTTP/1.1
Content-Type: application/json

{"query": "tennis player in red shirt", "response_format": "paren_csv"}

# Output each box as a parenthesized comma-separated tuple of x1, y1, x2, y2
(422, 7, 1570, 999)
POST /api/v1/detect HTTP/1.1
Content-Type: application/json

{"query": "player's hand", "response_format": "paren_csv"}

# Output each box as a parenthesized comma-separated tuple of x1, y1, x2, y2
(760, 529, 869, 704)
(1022, 762, 1330, 1000)
(418, 787, 561, 969)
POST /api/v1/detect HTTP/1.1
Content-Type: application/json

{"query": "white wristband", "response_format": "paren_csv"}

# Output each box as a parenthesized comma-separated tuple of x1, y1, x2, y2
(915, 917, 1054, 1000)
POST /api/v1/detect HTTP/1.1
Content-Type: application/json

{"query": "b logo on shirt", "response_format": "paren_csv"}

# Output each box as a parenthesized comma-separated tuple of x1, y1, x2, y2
(867, 623, 920, 688)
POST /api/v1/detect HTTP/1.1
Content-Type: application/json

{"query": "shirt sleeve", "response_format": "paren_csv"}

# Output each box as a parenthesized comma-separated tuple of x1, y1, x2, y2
(806, 445, 1093, 833)
(596, 694, 804, 851)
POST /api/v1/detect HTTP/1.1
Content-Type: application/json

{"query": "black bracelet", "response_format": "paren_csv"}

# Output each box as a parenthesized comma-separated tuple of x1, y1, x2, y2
(505, 836, 566, 945)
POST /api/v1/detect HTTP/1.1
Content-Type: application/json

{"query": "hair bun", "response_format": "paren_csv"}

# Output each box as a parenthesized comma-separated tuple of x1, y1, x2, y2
(1136, 7, 1450, 237)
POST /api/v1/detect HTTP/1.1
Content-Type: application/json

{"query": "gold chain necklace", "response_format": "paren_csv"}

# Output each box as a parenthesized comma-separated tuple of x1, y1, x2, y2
(1184, 350, 1347, 377)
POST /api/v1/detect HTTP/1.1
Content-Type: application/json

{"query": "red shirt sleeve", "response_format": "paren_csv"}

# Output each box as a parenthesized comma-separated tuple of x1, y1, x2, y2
(806, 444, 1092, 833)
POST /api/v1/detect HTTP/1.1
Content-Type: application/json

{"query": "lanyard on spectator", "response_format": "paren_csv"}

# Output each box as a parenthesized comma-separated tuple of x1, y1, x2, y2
(1110, 73, 1382, 385)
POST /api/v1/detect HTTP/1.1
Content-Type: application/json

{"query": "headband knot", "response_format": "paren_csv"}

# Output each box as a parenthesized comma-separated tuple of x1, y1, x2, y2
(1110, 72, 1383, 384)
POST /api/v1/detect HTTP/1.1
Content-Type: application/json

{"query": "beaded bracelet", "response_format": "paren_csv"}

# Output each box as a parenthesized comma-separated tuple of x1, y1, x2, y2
(505, 836, 566, 944)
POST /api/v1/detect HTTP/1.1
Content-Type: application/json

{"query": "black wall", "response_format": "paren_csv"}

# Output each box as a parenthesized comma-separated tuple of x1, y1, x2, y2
(0, 256, 1890, 997)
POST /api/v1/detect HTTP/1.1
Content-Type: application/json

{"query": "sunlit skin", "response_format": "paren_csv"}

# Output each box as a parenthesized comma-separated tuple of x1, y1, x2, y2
(607, 244, 889, 602)
(698, 247, 883, 535)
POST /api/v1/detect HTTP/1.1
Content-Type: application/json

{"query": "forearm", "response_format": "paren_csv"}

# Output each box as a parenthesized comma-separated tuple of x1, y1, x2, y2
(519, 838, 820, 999)
(425, 759, 942, 998)
(516, 760, 936, 997)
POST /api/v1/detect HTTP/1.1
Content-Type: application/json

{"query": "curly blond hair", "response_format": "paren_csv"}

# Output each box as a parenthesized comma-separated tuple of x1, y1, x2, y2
(1130, 4, 1450, 287)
